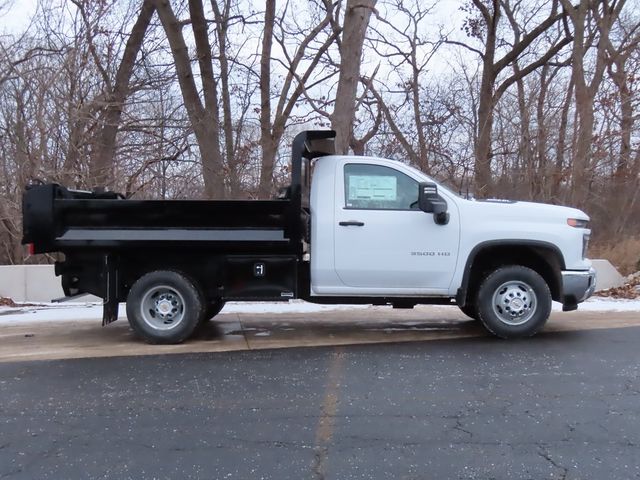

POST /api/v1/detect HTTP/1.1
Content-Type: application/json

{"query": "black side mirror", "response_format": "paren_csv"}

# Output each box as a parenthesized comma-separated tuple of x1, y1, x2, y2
(418, 182, 449, 225)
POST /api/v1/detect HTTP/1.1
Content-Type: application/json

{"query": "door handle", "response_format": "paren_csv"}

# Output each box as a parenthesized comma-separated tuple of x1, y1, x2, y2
(339, 220, 365, 226)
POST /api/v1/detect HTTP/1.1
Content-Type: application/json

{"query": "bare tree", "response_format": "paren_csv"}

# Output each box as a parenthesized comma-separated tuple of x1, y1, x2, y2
(560, 0, 626, 206)
(153, 0, 225, 199)
(551, 73, 573, 199)
(1, 0, 640, 267)
(330, 0, 377, 154)
(71, 0, 157, 189)
(453, 0, 571, 196)
(603, 12, 640, 233)
(364, 0, 442, 172)
(258, 0, 340, 197)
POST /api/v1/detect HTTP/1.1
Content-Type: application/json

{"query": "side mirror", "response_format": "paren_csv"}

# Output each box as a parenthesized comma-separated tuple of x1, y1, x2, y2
(418, 182, 449, 225)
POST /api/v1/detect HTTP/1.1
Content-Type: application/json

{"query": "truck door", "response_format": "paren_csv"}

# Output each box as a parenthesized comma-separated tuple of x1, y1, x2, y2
(333, 162, 460, 292)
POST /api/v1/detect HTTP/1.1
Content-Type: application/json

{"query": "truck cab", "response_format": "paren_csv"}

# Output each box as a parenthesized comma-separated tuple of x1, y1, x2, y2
(310, 156, 461, 296)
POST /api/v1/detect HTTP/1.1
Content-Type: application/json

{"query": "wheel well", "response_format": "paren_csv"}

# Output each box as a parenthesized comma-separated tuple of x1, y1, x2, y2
(462, 244, 563, 305)
(116, 253, 225, 303)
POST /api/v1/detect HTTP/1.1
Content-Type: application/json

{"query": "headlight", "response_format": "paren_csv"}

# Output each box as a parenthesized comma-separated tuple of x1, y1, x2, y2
(567, 218, 589, 228)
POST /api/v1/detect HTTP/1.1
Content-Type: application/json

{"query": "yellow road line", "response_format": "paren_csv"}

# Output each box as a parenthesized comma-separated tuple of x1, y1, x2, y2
(312, 347, 346, 479)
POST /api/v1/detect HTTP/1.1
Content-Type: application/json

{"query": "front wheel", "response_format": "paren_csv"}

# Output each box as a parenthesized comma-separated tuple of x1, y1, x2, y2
(476, 265, 551, 339)
(126, 270, 204, 344)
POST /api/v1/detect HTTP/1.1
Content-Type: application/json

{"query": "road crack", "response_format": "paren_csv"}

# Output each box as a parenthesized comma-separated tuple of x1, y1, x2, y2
(444, 413, 473, 439)
(537, 444, 568, 480)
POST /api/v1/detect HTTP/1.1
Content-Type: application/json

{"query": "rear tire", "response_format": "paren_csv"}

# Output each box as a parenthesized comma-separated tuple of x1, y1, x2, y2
(476, 265, 551, 339)
(126, 270, 204, 344)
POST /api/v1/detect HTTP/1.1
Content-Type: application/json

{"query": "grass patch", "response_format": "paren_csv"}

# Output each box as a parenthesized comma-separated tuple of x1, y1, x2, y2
(590, 236, 640, 275)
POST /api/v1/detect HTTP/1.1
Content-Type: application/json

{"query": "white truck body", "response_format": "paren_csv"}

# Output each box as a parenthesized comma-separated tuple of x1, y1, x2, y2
(310, 154, 593, 301)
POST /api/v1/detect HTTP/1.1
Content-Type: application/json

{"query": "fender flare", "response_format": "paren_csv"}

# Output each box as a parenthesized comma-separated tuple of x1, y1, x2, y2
(456, 240, 566, 306)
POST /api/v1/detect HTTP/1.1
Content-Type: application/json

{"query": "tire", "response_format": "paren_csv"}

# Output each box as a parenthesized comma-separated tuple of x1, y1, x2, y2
(202, 299, 226, 323)
(475, 265, 551, 339)
(458, 303, 478, 320)
(126, 270, 205, 344)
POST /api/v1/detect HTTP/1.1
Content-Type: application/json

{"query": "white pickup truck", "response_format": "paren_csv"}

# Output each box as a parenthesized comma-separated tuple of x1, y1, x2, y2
(22, 130, 596, 343)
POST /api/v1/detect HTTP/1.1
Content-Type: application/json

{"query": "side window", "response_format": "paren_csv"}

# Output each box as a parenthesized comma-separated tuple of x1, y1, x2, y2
(344, 163, 419, 210)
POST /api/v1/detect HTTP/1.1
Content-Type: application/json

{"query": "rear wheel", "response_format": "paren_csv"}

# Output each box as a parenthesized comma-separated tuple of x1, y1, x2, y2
(126, 270, 204, 344)
(476, 265, 551, 339)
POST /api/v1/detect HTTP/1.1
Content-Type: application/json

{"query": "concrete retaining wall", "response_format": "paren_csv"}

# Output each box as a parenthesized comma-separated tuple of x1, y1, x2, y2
(591, 259, 625, 290)
(0, 265, 100, 303)
(0, 260, 627, 303)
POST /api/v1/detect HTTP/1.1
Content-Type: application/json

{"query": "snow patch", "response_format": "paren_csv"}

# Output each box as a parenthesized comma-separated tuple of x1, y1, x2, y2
(553, 298, 640, 312)
(0, 300, 371, 326)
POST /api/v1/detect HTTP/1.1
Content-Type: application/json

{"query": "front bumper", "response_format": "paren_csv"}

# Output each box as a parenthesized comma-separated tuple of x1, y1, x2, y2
(561, 267, 596, 311)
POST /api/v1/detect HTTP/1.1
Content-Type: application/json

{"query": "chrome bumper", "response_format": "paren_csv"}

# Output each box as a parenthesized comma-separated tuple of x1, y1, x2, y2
(561, 267, 597, 310)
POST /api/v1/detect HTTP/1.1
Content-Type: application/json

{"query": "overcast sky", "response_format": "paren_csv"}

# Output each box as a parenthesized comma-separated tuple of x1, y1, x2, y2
(0, 0, 38, 34)
(0, 1, 463, 37)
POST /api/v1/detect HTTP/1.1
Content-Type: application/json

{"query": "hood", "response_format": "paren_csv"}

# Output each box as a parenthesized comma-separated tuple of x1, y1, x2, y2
(468, 198, 590, 222)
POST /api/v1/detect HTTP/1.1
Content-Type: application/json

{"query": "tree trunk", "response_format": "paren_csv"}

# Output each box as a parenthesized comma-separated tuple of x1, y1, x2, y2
(609, 55, 636, 235)
(260, 133, 279, 198)
(552, 77, 573, 200)
(189, 0, 224, 198)
(411, 47, 428, 171)
(475, 63, 496, 197)
(90, 0, 155, 189)
(514, 69, 533, 199)
(154, 0, 225, 199)
(195, 122, 226, 199)
(473, 0, 498, 197)
(331, 0, 376, 154)
(536, 65, 550, 199)
(561, 0, 624, 207)
(570, 85, 594, 207)
(566, 1, 592, 207)
(258, 0, 276, 198)
(211, 0, 239, 197)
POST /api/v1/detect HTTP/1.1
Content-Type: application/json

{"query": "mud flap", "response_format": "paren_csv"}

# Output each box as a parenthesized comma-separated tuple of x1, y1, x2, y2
(102, 254, 119, 326)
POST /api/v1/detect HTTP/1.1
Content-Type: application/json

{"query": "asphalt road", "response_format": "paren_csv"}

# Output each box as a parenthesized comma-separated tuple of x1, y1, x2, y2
(1, 325, 640, 479)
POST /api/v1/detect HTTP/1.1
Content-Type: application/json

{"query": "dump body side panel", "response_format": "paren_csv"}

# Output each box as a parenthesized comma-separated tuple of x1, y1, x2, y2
(22, 184, 302, 319)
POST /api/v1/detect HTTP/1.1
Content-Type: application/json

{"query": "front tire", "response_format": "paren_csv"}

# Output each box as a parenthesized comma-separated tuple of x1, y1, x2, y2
(476, 265, 551, 339)
(126, 270, 204, 344)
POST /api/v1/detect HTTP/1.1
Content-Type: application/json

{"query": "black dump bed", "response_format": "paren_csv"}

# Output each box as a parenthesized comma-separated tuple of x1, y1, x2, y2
(22, 184, 296, 254)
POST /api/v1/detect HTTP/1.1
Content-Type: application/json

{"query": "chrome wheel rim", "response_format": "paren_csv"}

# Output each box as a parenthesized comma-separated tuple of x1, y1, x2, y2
(140, 285, 186, 331)
(491, 280, 537, 326)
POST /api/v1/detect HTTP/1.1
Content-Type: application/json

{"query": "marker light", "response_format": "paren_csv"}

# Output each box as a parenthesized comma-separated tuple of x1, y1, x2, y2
(567, 218, 589, 228)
